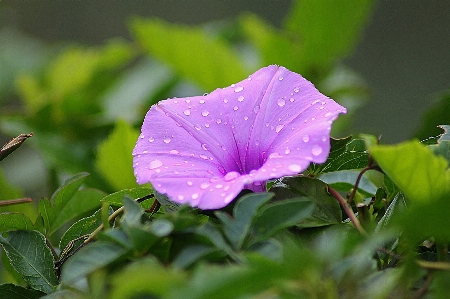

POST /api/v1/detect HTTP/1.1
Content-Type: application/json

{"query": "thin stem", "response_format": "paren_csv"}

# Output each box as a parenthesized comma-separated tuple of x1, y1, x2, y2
(411, 270, 433, 299)
(83, 206, 125, 245)
(328, 185, 367, 236)
(0, 198, 33, 206)
(347, 165, 371, 204)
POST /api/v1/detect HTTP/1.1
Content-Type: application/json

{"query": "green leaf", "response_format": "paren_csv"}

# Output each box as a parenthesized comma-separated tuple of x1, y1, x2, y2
(101, 187, 153, 208)
(369, 141, 449, 203)
(0, 230, 58, 294)
(375, 192, 407, 232)
(60, 242, 128, 285)
(252, 198, 315, 242)
(173, 245, 217, 269)
(0, 284, 44, 299)
(109, 257, 186, 299)
(0, 213, 34, 232)
(215, 192, 273, 250)
(428, 125, 450, 163)
(195, 222, 234, 258)
(38, 172, 90, 236)
(309, 137, 369, 175)
(95, 120, 139, 190)
(59, 207, 113, 254)
(319, 170, 377, 197)
(130, 18, 248, 90)
(271, 177, 342, 227)
(415, 92, 450, 140)
(284, 0, 374, 73)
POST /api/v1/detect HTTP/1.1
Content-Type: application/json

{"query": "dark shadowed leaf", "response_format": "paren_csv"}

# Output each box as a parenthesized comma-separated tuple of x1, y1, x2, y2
(0, 284, 44, 299)
(215, 192, 273, 250)
(0, 230, 58, 294)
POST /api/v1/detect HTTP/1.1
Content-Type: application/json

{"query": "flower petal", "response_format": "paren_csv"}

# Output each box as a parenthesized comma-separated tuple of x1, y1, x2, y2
(133, 65, 346, 209)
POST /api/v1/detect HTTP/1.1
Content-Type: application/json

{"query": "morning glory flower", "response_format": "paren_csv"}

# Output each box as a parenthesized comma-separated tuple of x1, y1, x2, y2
(133, 65, 346, 209)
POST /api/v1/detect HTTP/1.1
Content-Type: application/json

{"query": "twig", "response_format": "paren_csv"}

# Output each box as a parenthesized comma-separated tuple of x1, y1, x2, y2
(411, 270, 433, 299)
(328, 185, 367, 236)
(0, 198, 33, 206)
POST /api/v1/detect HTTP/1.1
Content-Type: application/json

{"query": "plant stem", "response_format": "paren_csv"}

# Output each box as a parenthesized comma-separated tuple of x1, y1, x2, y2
(328, 185, 367, 236)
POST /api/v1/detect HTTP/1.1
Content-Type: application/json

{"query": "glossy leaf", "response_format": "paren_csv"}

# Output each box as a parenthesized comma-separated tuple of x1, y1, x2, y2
(131, 18, 248, 91)
(0, 230, 58, 294)
(95, 120, 140, 190)
(271, 177, 342, 227)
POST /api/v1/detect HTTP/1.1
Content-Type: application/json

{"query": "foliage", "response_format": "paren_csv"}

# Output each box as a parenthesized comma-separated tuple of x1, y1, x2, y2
(0, 0, 449, 298)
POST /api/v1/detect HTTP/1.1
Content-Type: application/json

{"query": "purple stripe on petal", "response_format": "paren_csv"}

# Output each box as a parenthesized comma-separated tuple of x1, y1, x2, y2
(133, 65, 346, 210)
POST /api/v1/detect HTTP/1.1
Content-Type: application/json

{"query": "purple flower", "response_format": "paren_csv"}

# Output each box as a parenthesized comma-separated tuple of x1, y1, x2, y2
(133, 65, 346, 209)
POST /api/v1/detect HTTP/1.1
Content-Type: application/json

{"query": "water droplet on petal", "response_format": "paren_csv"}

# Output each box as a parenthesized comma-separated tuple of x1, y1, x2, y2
(325, 112, 333, 117)
(234, 86, 244, 92)
(185, 99, 191, 103)
(294, 87, 299, 92)
(302, 135, 310, 142)
(244, 116, 248, 121)
(202, 110, 209, 117)
(192, 193, 199, 199)
(187, 181, 193, 186)
(275, 124, 284, 133)
(277, 98, 286, 107)
(194, 124, 201, 130)
(238, 96, 244, 102)
(288, 164, 301, 172)
(177, 195, 184, 201)
(233, 106, 238, 111)
(184, 109, 190, 116)
(254, 105, 260, 113)
(148, 137, 155, 143)
(312, 145, 323, 156)
(149, 159, 163, 169)
(205, 123, 210, 128)
(216, 118, 222, 124)
(163, 137, 171, 143)
(224, 171, 240, 181)
(169, 149, 179, 154)
(139, 134, 145, 139)
(199, 99, 205, 104)
(278, 76, 283, 81)
(200, 154, 208, 159)
(200, 183, 210, 190)
(215, 184, 223, 189)
(289, 98, 295, 102)
(285, 149, 291, 154)
(201, 143, 208, 151)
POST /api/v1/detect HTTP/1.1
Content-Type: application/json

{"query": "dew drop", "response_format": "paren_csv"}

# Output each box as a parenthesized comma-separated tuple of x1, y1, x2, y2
(224, 171, 240, 181)
(294, 87, 300, 92)
(149, 159, 163, 169)
(200, 154, 208, 160)
(254, 105, 260, 113)
(199, 99, 205, 104)
(244, 116, 248, 121)
(223, 99, 229, 103)
(139, 134, 145, 139)
(194, 124, 201, 130)
(218, 166, 226, 173)
(288, 164, 301, 172)
(185, 99, 191, 103)
(163, 137, 171, 143)
(202, 110, 209, 117)
(275, 124, 284, 133)
(238, 96, 244, 102)
(325, 112, 333, 117)
(277, 98, 286, 107)
(302, 135, 310, 142)
(187, 181, 193, 186)
(234, 86, 244, 92)
(285, 149, 291, 154)
(216, 118, 222, 124)
(200, 183, 210, 190)
(312, 145, 323, 156)
(205, 123, 210, 128)
(278, 76, 283, 81)
(184, 109, 191, 116)
(233, 106, 239, 111)
(201, 143, 208, 151)
(289, 98, 295, 103)
(148, 137, 155, 143)
(169, 149, 179, 154)
(191, 193, 199, 199)
(215, 184, 223, 189)
(177, 195, 184, 201)
(172, 170, 179, 175)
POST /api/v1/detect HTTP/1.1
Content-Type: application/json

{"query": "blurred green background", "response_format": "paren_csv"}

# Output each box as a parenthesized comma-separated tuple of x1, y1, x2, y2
(0, 0, 449, 201)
